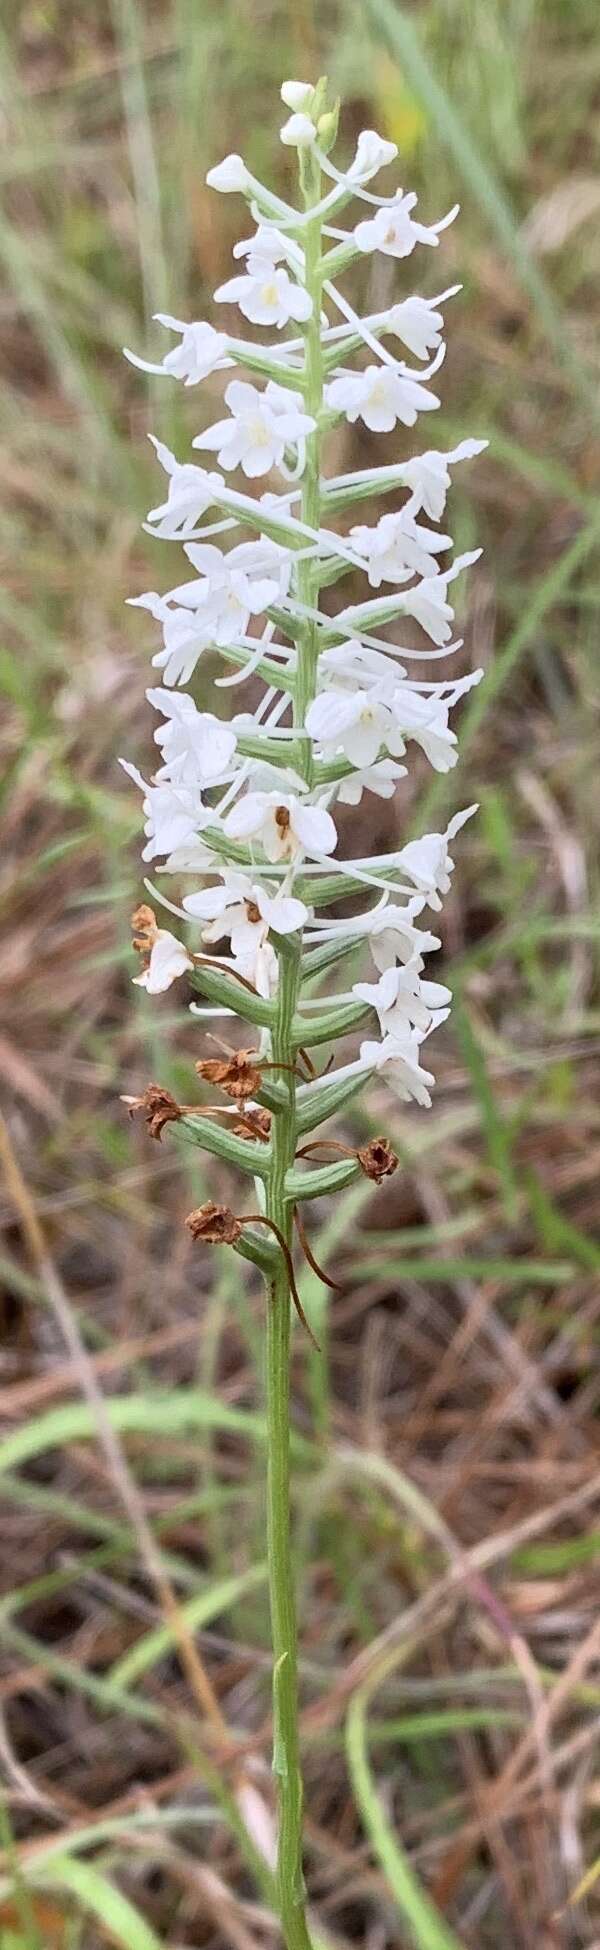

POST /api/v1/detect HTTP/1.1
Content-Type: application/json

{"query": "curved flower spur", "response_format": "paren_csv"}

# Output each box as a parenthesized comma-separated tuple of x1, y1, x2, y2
(123, 75, 486, 1950)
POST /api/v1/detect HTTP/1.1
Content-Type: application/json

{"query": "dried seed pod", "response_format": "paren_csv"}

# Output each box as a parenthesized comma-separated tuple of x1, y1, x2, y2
(357, 1136, 399, 1183)
(185, 1201, 242, 1245)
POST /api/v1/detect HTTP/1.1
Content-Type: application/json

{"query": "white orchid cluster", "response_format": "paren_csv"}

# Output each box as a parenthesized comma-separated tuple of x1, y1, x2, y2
(124, 76, 485, 1179)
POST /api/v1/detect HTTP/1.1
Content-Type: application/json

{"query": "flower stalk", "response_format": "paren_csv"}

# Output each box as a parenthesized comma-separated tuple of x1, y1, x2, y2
(123, 74, 486, 1949)
(262, 158, 326, 1943)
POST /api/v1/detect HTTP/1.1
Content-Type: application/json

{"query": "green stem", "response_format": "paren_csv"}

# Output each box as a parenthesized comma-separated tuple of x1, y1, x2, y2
(266, 943, 311, 1949)
(263, 143, 324, 1950)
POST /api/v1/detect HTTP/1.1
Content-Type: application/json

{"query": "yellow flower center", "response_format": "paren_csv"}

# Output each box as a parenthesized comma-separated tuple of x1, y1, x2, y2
(248, 416, 271, 447)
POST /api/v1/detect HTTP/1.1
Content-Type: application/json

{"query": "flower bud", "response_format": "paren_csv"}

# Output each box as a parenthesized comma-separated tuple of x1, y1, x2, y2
(206, 153, 249, 193)
(316, 106, 339, 153)
(280, 112, 316, 150)
(348, 129, 398, 183)
(281, 80, 314, 111)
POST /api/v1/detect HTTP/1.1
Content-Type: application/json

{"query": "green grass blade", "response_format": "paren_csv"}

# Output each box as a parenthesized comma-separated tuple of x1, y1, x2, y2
(363, 0, 595, 411)
(512, 1532, 600, 1574)
(109, 0, 168, 327)
(39, 1856, 162, 1950)
(344, 1255, 573, 1286)
(452, 992, 520, 1221)
(0, 1800, 43, 1950)
(111, 1562, 267, 1689)
(419, 513, 600, 829)
(525, 1168, 600, 1272)
(347, 1679, 466, 1950)
(0, 1390, 271, 1478)
(365, 1706, 522, 1745)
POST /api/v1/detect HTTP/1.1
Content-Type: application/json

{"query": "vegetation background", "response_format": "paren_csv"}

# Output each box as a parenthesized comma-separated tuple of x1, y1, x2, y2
(1, 2, 599, 1945)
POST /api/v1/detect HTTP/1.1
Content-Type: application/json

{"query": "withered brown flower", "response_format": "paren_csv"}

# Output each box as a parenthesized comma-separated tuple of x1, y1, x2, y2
(131, 904, 158, 954)
(195, 1049, 263, 1101)
(232, 1106, 272, 1141)
(185, 1202, 320, 1347)
(357, 1136, 399, 1183)
(123, 1083, 182, 1141)
(185, 1201, 242, 1245)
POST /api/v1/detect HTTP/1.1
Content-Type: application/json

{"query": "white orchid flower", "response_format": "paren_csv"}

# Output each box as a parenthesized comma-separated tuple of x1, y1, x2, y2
(354, 190, 459, 259)
(145, 439, 220, 539)
(133, 928, 194, 994)
(125, 317, 230, 385)
(193, 380, 316, 479)
(326, 363, 440, 433)
(223, 790, 337, 864)
(281, 81, 314, 112)
(350, 507, 452, 587)
(396, 806, 479, 909)
(402, 440, 488, 521)
(367, 902, 442, 971)
(354, 960, 452, 1035)
(389, 686, 458, 772)
(146, 689, 238, 786)
(120, 761, 210, 863)
(335, 758, 406, 805)
(359, 1029, 437, 1107)
(389, 288, 460, 361)
(306, 687, 392, 769)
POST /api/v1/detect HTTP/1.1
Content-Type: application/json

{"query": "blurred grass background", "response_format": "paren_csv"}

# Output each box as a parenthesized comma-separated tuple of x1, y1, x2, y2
(1, 2, 600, 1945)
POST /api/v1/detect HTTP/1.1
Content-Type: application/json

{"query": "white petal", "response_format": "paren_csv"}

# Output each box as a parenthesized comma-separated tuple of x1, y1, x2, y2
(420, 979, 452, 1009)
(358, 1038, 382, 1070)
(225, 379, 259, 413)
(292, 801, 337, 857)
(256, 889, 308, 934)
(193, 418, 233, 453)
(354, 967, 400, 1018)
(306, 690, 361, 744)
(447, 803, 478, 841)
(119, 757, 147, 794)
(183, 885, 233, 920)
(214, 275, 256, 306)
(223, 793, 267, 841)
(344, 716, 385, 769)
(285, 283, 313, 322)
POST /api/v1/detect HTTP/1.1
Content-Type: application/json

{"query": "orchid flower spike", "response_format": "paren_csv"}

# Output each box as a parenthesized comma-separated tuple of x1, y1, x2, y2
(123, 79, 487, 1941)
(125, 71, 485, 1095)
